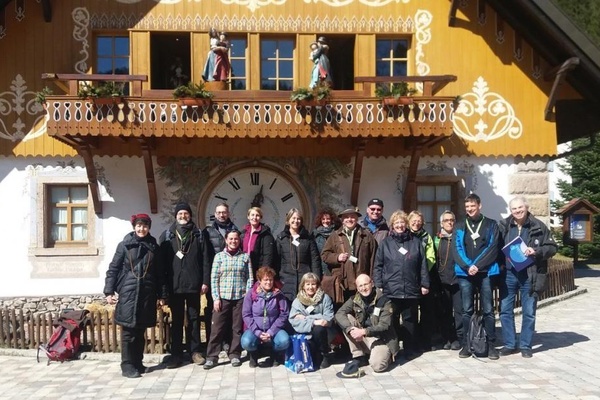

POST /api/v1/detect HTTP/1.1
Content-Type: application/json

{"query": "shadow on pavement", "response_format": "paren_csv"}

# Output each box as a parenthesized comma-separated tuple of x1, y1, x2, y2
(574, 267, 600, 278)
(532, 331, 590, 354)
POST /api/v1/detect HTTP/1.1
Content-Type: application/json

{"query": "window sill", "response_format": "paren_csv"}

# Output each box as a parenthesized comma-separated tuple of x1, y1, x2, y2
(29, 246, 100, 257)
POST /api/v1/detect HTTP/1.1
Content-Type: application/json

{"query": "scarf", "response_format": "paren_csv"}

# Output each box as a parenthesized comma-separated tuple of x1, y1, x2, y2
(296, 287, 325, 307)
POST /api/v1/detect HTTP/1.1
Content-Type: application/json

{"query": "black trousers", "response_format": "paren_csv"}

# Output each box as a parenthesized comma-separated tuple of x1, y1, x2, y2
(391, 298, 419, 353)
(439, 283, 464, 343)
(170, 293, 201, 356)
(121, 327, 145, 372)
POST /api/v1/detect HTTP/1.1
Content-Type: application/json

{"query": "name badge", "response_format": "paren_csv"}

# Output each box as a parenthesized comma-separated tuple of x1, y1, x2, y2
(399, 247, 408, 255)
(470, 232, 480, 240)
(292, 239, 300, 247)
(176, 251, 184, 259)
(348, 255, 358, 263)
(305, 306, 315, 314)
(373, 307, 381, 317)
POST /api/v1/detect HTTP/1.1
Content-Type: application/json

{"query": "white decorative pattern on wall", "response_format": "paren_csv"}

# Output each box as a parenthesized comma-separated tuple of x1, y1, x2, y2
(92, 13, 416, 33)
(72, 7, 90, 74)
(0, 74, 45, 142)
(414, 9, 432, 90)
(452, 76, 523, 142)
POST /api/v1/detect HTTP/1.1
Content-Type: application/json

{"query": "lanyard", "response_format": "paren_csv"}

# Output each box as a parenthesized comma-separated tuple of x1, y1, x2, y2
(466, 217, 484, 247)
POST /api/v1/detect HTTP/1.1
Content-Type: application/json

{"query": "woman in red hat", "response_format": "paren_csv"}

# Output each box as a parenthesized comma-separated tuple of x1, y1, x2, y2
(104, 214, 168, 378)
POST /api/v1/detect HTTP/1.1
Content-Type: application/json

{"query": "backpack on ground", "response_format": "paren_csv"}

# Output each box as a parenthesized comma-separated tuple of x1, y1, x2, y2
(37, 309, 89, 364)
(466, 312, 488, 357)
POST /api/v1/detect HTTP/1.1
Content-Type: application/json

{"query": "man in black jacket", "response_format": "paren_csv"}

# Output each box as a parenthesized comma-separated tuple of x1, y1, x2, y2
(160, 202, 210, 368)
(498, 196, 557, 358)
(203, 202, 238, 349)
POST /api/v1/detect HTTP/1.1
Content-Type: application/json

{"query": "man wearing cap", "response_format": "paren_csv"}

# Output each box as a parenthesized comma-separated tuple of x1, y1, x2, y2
(359, 198, 390, 244)
(159, 202, 211, 368)
(321, 208, 377, 301)
(335, 274, 398, 374)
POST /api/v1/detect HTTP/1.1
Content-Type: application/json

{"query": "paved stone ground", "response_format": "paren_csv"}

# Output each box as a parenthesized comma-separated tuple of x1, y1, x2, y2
(1, 267, 599, 400)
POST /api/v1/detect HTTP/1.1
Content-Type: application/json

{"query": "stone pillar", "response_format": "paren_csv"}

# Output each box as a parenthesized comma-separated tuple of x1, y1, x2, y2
(508, 160, 551, 225)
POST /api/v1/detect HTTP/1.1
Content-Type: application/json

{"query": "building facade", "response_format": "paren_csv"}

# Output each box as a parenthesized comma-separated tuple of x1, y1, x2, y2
(0, 0, 598, 296)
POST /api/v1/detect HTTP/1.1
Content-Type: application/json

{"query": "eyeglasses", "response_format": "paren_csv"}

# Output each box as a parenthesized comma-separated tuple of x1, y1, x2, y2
(368, 207, 382, 212)
(442, 219, 455, 223)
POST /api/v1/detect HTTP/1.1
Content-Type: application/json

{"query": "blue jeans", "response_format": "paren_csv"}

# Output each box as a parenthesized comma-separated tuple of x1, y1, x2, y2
(240, 329, 290, 352)
(458, 274, 496, 344)
(499, 268, 537, 350)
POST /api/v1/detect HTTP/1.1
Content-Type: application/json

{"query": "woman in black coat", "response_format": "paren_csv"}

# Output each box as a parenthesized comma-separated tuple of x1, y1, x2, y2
(276, 208, 321, 302)
(104, 214, 167, 378)
(241, 206, 276, 279)
(373, 210, 429, 360)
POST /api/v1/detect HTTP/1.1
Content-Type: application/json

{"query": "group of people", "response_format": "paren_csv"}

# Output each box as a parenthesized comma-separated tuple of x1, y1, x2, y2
(104, 193, 556, 378)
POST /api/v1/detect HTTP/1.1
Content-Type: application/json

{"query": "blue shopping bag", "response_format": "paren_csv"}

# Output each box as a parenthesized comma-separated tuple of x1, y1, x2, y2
(284, 334, 314, 373)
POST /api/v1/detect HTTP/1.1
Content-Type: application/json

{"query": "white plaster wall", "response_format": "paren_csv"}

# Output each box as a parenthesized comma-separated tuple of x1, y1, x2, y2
(0, 154, 539, 297)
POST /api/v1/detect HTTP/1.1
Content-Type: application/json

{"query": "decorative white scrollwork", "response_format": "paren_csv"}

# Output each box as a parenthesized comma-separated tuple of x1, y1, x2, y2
(453, 76, 523, 142)
(414, 9, 432, 89)
(72, 7, 90, 74)
(0, 74, 45, 141)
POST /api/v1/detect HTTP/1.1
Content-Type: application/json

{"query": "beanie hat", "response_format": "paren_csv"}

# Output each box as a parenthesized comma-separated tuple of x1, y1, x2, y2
(130, 213, 152, 228)
(367, 198, 384, 208)
(174, 202, 193, 217)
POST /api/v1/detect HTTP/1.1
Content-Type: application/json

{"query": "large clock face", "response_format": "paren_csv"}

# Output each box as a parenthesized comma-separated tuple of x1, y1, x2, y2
(201, 166, 307, 234)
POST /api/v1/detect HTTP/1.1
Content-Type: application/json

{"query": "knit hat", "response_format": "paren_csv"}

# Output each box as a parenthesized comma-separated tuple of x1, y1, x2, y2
(367, 198, 384, 208)
(130, 213, 152, 228)
(174, 202, 193, 217)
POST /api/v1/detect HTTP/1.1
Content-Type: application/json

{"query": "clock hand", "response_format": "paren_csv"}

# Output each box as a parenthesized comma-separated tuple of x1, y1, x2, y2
(251, 185, 264, 207)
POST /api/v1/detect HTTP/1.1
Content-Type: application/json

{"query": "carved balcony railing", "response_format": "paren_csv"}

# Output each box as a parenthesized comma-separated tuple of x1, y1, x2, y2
(42, 74, 458, 141)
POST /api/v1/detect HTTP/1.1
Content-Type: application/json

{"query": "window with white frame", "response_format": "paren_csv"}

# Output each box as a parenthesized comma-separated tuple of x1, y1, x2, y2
(260, 37, 294, 90)
(47, 185, 89, 247)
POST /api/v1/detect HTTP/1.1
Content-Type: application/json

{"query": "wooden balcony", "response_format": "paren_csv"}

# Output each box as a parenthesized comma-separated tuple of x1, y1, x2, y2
(42, 74, 458, 152)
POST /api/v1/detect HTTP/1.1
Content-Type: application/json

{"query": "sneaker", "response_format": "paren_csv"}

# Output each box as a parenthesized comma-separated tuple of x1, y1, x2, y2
(458, 347, 471, 358)
(521, 349, 533, 358)
(192, 352, 206, 365)
(166, 356, 182, 369)
(203, 360, 217, 370)
(488, 346, 499, 360)
(231, 357, 242, 367)
(450, 340, 462, 351)
(499, 347, 518, 357)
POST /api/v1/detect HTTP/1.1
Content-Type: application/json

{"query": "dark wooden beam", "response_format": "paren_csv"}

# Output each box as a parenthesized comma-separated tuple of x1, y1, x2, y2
(350, 139, 367, 207)
(138, 138, 158, 214)
(403, 145, 423, 212)
(77, 143, 102, 215)
(41, 0, 51, 22)
(448, 0, 460, 27)
(544, 57, 580, 122)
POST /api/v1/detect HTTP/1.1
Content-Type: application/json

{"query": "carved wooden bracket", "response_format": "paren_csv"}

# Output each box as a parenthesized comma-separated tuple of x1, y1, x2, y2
(544, 57, 580, 122)
(350, 139, 367, 207)
(138, 138, 158, 213)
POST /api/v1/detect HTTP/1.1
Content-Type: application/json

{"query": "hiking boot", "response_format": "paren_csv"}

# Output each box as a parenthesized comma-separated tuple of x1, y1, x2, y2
(192, 352, 206, 365)
(122, 365, 142, 378)
(499, 347, 518, 357)
(166, 355, 182, 369)
(230, 357, 242, 367)
(203, 359, 217, 370)
(458, 346, 471, 358)
(488, 345, 499, 360)
(320, 354, 331, 369)
(521, 349, 533, 358)
(248, 352, 258, 368)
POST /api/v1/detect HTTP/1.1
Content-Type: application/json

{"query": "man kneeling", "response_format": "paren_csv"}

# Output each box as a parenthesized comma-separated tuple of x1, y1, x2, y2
(335, 274, 398, 373)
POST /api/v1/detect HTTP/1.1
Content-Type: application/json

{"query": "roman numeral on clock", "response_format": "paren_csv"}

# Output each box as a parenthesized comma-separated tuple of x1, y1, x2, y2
(250, 172, 260, 186)
(228, 178, 241, 191)
(281, 192, 294, 202)
(214, 194, 228, 201)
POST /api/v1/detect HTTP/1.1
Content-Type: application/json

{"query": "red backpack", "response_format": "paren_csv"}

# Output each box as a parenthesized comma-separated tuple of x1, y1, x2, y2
(37, 310, 88, 364)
